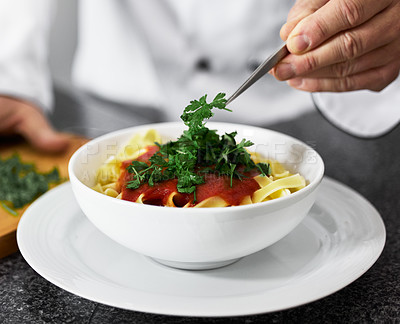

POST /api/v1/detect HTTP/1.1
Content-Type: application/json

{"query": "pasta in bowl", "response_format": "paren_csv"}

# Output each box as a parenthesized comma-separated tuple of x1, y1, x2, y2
(69, 122, 324, 270)
(92, 129, 307, 207)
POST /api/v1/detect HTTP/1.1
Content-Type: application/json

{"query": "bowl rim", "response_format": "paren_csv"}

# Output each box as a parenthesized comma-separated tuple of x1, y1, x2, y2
(68, 121, 325, 213)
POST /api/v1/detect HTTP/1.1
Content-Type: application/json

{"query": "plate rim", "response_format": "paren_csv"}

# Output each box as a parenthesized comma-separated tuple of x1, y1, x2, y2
(16, 177, 386, 317)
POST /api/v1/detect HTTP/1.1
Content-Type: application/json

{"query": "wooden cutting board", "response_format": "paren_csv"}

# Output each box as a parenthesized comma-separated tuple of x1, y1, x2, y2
(0, 135, 87, 259)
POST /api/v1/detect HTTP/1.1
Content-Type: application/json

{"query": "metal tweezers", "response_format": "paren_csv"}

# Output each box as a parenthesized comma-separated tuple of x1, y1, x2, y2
(226, 43, 289, 105)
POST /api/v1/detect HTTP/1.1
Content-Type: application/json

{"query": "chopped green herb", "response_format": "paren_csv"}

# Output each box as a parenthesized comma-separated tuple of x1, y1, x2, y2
(0, 154, 61, 214)
(0, 201, 18, 217)
(126, 93, 271, 198)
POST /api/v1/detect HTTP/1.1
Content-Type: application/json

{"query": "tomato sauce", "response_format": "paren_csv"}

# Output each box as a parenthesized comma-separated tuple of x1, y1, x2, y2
(119, 145, 261, 207)
(195, 171, 260, 206)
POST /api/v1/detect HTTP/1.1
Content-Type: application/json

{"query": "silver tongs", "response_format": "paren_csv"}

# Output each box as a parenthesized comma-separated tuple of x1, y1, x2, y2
(226, 43, 289, 105)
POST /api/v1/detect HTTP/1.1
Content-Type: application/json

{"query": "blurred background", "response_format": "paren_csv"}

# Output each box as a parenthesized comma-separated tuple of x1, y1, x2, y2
(45, 0, 314, 138)
(49, 0, 77, 93)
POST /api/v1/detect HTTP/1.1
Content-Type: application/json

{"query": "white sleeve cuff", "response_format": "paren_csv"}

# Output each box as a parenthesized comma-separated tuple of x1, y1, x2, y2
(312, 76, 400, 138)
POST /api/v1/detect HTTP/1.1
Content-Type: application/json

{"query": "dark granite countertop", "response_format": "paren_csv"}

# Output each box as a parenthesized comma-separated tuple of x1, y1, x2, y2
(1, 91, 399, 323)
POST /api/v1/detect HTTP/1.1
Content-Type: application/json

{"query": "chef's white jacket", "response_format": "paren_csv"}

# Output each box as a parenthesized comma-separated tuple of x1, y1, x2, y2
(0, 0, 399, 137)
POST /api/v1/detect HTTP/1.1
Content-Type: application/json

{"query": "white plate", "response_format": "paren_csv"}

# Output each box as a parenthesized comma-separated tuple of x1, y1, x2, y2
(17, 177, 385, 317)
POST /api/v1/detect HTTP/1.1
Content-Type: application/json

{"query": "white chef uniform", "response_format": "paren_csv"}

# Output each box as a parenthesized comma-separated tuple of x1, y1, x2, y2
(0, 0, 399, 137)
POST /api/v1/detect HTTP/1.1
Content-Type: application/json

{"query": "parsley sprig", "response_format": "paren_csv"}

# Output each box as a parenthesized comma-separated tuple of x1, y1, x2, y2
(126, 93, 271, 199)
(180, 93, 231, 130)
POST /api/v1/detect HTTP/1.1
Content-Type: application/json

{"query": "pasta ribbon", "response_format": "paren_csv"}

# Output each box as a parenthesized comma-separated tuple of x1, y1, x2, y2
(267, 159, 287, 177)
(190, 196, 229, 208)
(115, 129, 161, 162)
(166, 192, 179, 207)
(93, 129, 161, 189)
(136, 193, 145, 204)
(104, 188, 119, 198)
(254, 174, 273, 187)
(252, 174, 306, 203)
(240, 195, 253, 205)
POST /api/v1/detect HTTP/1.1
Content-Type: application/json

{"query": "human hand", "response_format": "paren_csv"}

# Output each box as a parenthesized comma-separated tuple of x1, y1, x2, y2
(272, 0, 400, 92)
(0, 96, 69, 152)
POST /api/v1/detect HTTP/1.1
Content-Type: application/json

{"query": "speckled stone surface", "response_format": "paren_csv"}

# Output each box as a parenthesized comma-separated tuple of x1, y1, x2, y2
(1, 92, 399, 323)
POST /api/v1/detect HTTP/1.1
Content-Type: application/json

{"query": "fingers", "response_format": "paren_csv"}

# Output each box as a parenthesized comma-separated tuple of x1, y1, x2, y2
(286, 0, 392, 53)
(14, 105, 69, 153)
(276, 0, 400, 93)
(280, 0, 329, 41)
(286, 0, 329, 22)
(301, 42, 400, 79)
(275, 5, 400, 80)
(0, 96, 69, 153)
(0, 98, 22, 133)
(287, 60, 400, 92)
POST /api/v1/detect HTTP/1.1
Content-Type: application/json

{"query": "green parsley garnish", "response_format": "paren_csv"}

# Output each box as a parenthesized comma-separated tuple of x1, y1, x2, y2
(0, 154, 61, 215)
(126, 93, 271, 200)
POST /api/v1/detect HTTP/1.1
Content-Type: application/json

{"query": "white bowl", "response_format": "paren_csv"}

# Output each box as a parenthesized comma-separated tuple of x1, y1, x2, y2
(68, 122, 324, 270)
